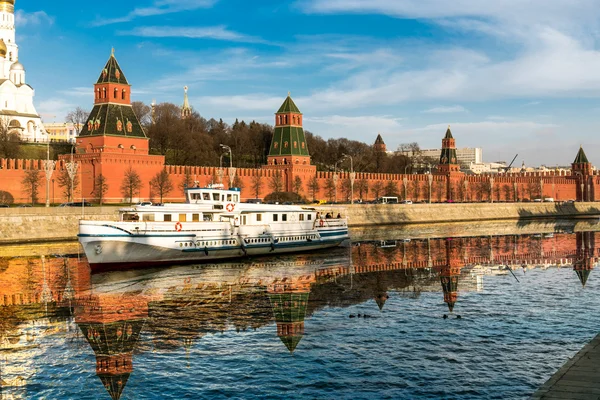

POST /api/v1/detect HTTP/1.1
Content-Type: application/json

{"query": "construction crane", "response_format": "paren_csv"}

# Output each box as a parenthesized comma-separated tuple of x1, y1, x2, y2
(500, 154, 518, 173)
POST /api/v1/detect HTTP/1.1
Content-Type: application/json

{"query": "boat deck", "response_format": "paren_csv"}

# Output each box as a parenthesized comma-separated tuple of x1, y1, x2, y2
(531, 334, 600, 399)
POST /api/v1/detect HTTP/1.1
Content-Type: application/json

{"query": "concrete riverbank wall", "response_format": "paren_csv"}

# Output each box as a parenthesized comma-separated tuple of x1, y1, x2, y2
(1, 202, 600, 244)
(323, 201, 600, 227)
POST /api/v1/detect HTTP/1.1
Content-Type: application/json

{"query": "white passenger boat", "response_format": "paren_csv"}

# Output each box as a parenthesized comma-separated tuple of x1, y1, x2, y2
(78, 186, 349, 271)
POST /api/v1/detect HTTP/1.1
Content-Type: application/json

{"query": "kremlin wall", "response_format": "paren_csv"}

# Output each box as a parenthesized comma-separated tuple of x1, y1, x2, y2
(0, 53, 598, 205)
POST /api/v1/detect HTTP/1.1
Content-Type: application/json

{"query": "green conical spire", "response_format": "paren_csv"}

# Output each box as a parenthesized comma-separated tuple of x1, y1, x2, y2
(277, 93, 301, 114)
(573, 146, 589, 164)
(444, 125, 453, 139)
(96, 49, 129, 85)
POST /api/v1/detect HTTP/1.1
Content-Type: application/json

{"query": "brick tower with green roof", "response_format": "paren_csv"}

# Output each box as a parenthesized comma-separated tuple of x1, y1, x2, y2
(438, 126, 463, 202)
(571, 146, 593, 201)
(438, 126, 460, 174)
(268, 291, 309, 353)
(62, 50, 165, 202)
(264, 94, 316, 193)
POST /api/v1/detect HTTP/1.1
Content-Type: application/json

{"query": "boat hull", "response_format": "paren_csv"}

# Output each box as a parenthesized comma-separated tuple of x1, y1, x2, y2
(78, 220, 349, 272)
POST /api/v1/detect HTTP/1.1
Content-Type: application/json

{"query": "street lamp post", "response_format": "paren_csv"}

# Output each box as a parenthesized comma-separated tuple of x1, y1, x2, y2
(42, 140, 56, 207)
(220, 144, 235, 188)
(342, 154, 354, 204)
(334, 159, 341, 203)
(65, 146, 79, 202)
(218, 153, 225, 185)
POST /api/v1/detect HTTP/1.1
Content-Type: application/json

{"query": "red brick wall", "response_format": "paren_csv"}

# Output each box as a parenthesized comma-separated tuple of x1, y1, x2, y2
(0, 157, 592, 204)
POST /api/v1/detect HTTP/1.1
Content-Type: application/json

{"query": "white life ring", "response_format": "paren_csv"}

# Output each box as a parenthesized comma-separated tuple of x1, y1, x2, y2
(226, 203, 235, 212)
(175, 222, 183, 232)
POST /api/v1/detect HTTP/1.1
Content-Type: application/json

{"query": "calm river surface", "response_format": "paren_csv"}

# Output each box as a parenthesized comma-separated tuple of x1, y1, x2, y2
(1, 220, 599, 399)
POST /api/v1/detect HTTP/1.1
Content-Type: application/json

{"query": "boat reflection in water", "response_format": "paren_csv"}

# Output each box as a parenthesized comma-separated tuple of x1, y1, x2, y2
(0, 228, 597, 399)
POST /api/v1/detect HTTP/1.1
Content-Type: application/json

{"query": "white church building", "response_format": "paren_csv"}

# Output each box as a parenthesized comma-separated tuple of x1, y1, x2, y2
(0, 0, 45, 142)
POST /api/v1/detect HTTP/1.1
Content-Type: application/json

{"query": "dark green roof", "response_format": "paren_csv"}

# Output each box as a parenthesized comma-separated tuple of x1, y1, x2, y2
(573, 146, 589, 164)
(374, 134, 385, 145)
(575, 268, 591, 287)
(78, 320, 145, 355)
(444, 126, 453, 139)
(79, 104, 146, 138)
(269, 126, 309, 157)
(277, 95, 301, 114)
(99, 373, 131, 400)
(439, 147, 458, 165)
(279, 333, 303, 353)
(97, 53, 130, 86)
(269, 293, 309, 323)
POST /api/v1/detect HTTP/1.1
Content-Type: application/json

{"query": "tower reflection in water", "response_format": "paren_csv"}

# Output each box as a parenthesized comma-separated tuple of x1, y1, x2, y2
(0, 229, 597, 399)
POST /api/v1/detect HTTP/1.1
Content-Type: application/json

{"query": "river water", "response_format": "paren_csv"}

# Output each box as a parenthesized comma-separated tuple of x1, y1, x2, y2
(1, 220, 599, 399)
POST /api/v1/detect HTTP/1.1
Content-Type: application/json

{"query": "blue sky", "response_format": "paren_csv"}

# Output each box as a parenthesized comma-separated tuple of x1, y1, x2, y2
(16, 0, 600, 166)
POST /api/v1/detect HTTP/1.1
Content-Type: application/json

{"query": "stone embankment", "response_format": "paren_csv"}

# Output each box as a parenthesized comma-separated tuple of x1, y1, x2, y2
(1, 202, 600, 244)
(321, 202, 600, 227)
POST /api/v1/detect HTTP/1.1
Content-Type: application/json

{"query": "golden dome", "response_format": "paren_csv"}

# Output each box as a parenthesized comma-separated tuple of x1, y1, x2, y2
(0, 39, 6, 58)
(0, 1, 14, 13)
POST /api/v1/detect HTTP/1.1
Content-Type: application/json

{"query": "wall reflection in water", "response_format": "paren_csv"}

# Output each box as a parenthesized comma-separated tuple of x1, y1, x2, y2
(0, 229, 596, 399)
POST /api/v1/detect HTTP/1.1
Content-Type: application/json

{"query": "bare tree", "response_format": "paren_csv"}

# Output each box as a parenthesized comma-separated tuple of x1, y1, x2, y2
(0, 118, 19, 158)
(308, 175, 319, 201)
(233, 175, 245, 194)
(324, 177, 336, 202)
(356, 179, 369, 201)
(121, 166, 143, 204)
(0, 190, 14, 205)
(132, 101, 152, 127)
(92, 174, 109, 205)
(251, 174, 263, 199)
(21, 169, 41, 205)
(65, 107, 90, 135)
(269, 171, 284, 194)
(384, 180, 399, 196)
(372, 181, 384, 199)
(179, 166, 194, 194)
(293, 176, 303, 195)
(150, 168, 173, 203)
(56, 168, 79, 202)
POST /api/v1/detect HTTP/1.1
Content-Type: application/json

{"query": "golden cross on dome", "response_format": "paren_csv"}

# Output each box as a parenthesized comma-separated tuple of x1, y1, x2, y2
(288, 91, 291, 96)
(111, 47, 115, 57)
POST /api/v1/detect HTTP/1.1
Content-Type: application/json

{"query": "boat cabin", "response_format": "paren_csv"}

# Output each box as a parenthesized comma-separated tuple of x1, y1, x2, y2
(186, 185, 241, 204)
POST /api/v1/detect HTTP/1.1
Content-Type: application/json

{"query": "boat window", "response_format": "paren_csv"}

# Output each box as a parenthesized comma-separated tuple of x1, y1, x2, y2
(192, 193, 201, 200)
(203, 214, 213, 221)
(221, 195, 225, 201)
(164, 214, 172, 222)
(192, 214, 200, 222)
(227, 194, 232, 201)
(307, 214, 312, 221)
(242, 216, 247, 225)
(179, 214, 187, 222)
(213, 205, 223, 210)
(299, 214, 305, 221)
(213, 193, 220, 201)
(143, 214, 155, 222)
(282, 214, 287, 222)
(123, 213, 137, 221)
(273, 214, 278, 222)
(203, 193, 210, 200)
(256, 214, 262, 222)
(234, 195, 239, 202)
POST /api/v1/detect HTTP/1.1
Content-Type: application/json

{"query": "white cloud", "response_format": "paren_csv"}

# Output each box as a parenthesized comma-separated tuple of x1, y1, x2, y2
(92, 0, 218, 26)
(15, 10, 54, 26)
(37, 98, 78, 122)
(301, 0, 599, 27)
(199, 94, 284, 111)
(422, 105, 467, 113)
(304, 115, 404, 142)
(119, 25, 268, 44)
